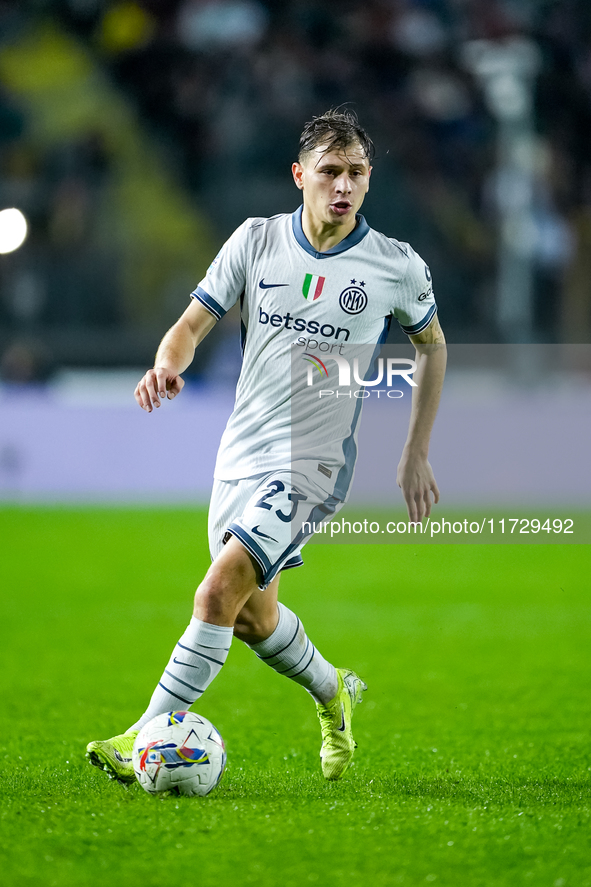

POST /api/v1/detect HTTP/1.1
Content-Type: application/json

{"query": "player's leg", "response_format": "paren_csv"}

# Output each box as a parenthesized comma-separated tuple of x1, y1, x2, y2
(224, 470, 367, 779)
(234, 576, 338, 704)
(86, 537, 260, 782)
(129, 536, 260, 729)
(234, 572, 366, 781)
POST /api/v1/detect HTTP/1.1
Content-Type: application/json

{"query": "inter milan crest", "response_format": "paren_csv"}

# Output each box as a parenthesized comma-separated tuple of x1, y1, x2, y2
(339, 279, 368, 315)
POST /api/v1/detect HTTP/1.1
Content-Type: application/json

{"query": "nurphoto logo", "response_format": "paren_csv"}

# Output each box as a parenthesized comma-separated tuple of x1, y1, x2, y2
(302, 353, 417, 399)
(304, 353, 417, 386)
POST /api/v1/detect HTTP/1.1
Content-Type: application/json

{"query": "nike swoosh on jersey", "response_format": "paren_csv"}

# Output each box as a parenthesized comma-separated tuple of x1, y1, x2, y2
(259, 279, 289, 289)
(251, 525, 278, 542)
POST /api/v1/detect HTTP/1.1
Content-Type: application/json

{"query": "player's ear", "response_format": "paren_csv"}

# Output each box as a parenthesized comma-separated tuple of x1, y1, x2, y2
(366, 166, 372, 191)
(292, 162, 304, 190)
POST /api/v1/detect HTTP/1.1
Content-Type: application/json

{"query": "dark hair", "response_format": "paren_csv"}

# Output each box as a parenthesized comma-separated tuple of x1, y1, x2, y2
(298, 109, 375, 163)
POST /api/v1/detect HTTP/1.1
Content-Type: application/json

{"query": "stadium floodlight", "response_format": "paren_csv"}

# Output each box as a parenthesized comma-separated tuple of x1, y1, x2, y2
(462, 38, 541, 343)
(0, 207, 29, 254)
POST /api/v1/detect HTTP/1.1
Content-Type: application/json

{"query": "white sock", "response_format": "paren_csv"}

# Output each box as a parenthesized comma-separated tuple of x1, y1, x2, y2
(128, 617, 233, 733)
(248, 602, 338, 704)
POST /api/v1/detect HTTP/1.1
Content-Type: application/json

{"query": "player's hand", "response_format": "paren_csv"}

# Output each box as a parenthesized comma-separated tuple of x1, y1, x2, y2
(396, 451, 440, 523)
(134, 366, 185, 412)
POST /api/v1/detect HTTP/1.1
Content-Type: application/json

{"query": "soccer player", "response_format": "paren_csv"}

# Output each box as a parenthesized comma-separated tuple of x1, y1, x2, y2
(86, 109, 446, 784)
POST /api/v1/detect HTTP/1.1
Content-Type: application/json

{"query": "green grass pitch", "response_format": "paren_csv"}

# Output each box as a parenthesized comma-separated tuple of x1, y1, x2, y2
(0, 507, 589, 887)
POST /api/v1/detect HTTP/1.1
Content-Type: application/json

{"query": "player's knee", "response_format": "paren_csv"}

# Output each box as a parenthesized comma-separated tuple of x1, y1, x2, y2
(193, 571, 234, 613)
(193, 545, 256, 613)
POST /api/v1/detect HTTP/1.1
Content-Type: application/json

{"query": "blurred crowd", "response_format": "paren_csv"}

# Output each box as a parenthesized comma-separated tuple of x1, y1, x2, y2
(1, 0, 591, 381)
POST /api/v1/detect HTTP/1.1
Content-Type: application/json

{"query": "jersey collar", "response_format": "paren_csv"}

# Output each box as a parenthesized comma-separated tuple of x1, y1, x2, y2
(291, 205, 370, 259)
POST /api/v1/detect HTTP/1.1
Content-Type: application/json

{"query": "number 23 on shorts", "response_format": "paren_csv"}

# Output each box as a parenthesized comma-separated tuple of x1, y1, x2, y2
(254, 479, 308, 523)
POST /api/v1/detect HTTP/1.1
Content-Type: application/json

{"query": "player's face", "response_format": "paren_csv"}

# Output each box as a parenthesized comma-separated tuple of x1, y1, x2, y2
(292, 143, 372, 228)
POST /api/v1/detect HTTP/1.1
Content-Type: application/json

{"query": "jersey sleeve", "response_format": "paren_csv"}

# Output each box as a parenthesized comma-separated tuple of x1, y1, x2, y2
(190, 219, 250, 320)
(390, 245, 437, 336)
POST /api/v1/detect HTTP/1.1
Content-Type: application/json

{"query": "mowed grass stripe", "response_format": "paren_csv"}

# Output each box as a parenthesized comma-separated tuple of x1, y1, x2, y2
(0, 508, 589, 887)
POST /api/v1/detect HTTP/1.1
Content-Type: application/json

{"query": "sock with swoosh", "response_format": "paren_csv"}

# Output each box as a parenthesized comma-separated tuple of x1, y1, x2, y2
(128, 617, 233, 732)
(247, 602, 338, 705)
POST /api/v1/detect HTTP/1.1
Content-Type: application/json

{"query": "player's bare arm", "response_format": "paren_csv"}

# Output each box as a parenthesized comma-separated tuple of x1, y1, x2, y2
(396, 314, 447, 523)
(135, 299, 218, 412)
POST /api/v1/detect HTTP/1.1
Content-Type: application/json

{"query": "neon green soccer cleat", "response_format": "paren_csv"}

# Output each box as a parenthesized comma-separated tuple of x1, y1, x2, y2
(316, 668, 367, 781)
(86, 731, 139, 784)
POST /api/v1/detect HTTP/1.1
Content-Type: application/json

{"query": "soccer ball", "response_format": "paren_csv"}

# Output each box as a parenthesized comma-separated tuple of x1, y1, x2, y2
(132, 711, 226, 797)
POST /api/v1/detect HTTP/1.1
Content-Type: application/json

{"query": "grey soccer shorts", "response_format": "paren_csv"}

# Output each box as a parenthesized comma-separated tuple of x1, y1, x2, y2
(208, 470, 343, 588)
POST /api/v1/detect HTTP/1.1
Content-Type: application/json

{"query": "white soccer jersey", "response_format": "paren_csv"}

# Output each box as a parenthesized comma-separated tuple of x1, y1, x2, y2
(191, 206, 437, 498)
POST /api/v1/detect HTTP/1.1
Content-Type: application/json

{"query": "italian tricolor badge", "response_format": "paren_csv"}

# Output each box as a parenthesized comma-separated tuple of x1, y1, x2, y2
(302, 273, 326, 301)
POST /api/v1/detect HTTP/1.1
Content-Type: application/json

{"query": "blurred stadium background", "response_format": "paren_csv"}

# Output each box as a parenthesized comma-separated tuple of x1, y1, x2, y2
(0, 0, 590, 503)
